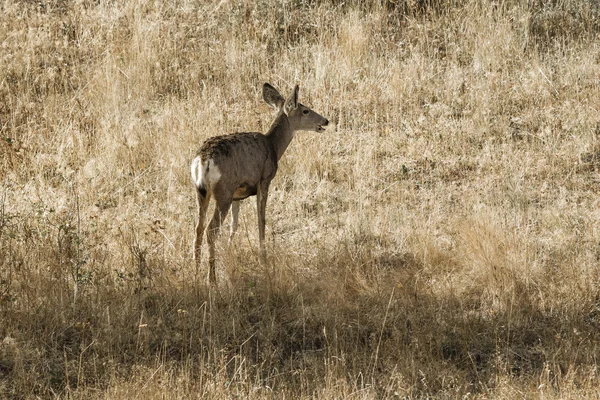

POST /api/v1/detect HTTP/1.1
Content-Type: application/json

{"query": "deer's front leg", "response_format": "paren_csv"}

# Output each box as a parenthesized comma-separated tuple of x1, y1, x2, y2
(256, 183, 269, 264)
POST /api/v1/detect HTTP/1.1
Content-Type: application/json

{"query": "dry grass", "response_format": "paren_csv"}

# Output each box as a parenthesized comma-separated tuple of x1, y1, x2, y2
(1, 0, 600, 398)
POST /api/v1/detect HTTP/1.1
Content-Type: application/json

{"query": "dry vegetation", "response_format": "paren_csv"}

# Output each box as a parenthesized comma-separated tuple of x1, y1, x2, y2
(1, 0, 600, 398)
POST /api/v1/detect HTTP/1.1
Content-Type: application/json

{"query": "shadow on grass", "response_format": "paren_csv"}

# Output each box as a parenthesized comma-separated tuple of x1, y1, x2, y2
(1, 241, 599, 397)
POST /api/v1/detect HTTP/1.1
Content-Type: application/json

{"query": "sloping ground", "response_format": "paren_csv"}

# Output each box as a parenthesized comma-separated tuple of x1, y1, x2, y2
(1, 0, 600, 398)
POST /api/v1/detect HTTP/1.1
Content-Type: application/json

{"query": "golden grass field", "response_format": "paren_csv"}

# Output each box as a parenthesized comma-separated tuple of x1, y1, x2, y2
(1, 0, 600, 398)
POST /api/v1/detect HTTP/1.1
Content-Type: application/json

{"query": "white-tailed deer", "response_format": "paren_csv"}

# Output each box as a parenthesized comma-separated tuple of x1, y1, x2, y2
(191, 83, 329, 283)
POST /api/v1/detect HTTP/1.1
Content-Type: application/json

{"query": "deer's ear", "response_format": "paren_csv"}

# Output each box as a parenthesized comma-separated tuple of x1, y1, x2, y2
(263, 83, 285, 110)
(284, 85, 299, 115)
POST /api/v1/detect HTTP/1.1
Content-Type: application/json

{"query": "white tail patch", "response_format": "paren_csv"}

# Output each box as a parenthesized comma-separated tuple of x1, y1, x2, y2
(190, 156, 203, 188)
(191, 157, 222, 189)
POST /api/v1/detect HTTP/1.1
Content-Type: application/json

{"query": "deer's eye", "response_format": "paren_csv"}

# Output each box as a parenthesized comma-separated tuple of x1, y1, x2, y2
(303, 109, 309, 115)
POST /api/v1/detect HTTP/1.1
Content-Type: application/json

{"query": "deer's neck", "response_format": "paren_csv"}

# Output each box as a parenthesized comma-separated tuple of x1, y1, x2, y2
(266, 113, 295, 162)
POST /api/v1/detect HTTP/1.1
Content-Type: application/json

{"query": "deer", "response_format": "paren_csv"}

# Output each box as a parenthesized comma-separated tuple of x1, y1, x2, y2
(191, 83, 329, 284)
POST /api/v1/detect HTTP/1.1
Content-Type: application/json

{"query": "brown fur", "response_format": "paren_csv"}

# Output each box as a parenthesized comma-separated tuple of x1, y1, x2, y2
(192, 83, 329, 284)
(198, 132, 278, 201)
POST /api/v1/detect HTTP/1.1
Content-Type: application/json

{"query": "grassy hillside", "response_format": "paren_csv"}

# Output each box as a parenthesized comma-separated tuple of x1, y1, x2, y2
(1, 0, 600, 398)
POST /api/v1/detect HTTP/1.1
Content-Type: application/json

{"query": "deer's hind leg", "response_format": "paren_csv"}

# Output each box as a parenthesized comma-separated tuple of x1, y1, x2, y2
(206, 196, 232, 284)
(194, 188, 211, 265)
(228, 201, 240, 245)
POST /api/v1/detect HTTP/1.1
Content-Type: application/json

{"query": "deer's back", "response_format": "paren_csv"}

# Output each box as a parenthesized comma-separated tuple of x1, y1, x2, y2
(197, 132, 277, 193)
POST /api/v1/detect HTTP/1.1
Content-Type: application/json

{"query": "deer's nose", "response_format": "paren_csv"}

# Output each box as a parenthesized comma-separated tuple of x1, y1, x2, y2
(323, 119, 329, 126)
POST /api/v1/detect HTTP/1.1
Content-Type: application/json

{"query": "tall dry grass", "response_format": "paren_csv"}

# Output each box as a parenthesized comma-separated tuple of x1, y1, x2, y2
(1, 0, 600, 398)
